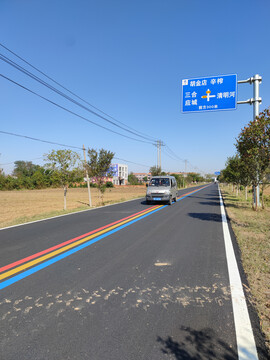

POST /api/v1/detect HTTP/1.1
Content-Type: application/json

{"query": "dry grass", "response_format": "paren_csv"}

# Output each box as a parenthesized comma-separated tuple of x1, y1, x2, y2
(221, 184, 270, 350)
(0, 185, 146, 228)
(0, 183, 203, 229)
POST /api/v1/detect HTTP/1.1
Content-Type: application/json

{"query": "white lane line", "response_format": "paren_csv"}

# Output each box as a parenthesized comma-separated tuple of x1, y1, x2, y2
(218, 187, 258, 360)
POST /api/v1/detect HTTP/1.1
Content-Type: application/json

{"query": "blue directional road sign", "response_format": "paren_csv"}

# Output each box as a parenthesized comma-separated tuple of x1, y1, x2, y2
(214, 171, 221, 176)
(182, 74, 237, 113)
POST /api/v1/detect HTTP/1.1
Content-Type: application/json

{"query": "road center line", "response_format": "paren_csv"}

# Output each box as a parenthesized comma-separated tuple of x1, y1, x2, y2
(218, 186, 258, 360)
(0, 185, 208, 290)
(0, 205, 158, 274)
(0, 205, 163, 281)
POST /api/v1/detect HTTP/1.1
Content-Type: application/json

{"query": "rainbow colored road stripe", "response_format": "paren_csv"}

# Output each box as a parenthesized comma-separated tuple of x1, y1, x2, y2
(0, 185, 208, 290)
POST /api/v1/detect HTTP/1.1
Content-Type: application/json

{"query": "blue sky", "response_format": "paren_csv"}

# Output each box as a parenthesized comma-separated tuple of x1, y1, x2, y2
(0, 0, 270, 175)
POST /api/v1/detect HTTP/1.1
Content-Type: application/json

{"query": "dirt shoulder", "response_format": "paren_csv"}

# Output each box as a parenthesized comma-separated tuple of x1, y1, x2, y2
(221, 184, 270, 352)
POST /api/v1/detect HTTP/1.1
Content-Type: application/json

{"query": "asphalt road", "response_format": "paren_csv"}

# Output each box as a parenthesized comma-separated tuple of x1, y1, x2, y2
(0, 184, 268, 359)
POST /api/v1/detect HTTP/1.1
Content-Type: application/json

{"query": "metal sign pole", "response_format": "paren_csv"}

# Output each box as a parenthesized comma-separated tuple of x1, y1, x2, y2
(237, 74, 262, 208)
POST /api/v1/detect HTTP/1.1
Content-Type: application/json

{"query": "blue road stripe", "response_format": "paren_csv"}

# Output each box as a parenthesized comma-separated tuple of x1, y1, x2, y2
(0, 185, 208, 290)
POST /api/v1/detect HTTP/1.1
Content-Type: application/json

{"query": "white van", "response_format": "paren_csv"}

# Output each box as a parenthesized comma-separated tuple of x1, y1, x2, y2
(146, 176, 178, 205)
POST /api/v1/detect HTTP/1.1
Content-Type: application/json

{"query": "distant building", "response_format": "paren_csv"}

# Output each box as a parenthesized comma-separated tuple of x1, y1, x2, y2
(88, 163, 128, 186)
(133, 172, 151, 182)
(111, 164, 128, 185)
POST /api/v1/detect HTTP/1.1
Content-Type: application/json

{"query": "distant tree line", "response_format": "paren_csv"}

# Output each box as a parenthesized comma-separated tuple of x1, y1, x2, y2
(128, 167, 212, 187)
(0, 148, 115, 210)
(0, 159, 83, 191)
(219, 107, 270, 210)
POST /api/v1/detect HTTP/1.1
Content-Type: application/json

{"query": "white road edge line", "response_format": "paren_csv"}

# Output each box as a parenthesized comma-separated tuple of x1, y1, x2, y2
(218, 186, 258, 360)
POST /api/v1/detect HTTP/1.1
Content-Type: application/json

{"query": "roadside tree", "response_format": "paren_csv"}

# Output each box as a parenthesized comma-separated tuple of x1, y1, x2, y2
(150, 166, 161, 176)
(128, 172, 139, 185)
(86, 148, 115, 204)
(222, 155, 242, 195)
(45, 149, 83, 210)
(236, 107, 270, 209)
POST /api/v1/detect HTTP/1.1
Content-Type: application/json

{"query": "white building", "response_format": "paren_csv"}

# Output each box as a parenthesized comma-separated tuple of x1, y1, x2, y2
(111, 164, 128, 185)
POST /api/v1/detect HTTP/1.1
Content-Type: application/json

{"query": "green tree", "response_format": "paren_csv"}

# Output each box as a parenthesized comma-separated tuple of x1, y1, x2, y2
(86, 148, 115, 204)
(13, 161, 41, 178)
(128, 172, 139, 185)
(222, 155, 242, 195)
(0, 168, 6, 190)
(12, 161, 42, 189)
(45, 149, 83, 210)
(150, 166, 162, 176)
(170, 173, 184, 188)
(236, 108, 270, 209)
(143, 176, 148, 182)
(204, 173, 215, 183)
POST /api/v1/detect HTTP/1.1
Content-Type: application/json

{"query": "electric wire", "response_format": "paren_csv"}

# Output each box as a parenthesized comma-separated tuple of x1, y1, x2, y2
(0, 44, 157, 142)
(0, 74, 155, 145)
(0, 54, 156, 143)
(164, 145, 186, 162)
(161, 147, 180, 161)
(0, 43, 205, 174)
(0, 130, 152, 169)
(0, 130, 83, 150)
(0, 157, 44, 166)
(112, 157, 151, 169)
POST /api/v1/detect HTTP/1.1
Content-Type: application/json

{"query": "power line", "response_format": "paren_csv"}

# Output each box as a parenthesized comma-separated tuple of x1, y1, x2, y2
(0, 130, 152, 169)
(164, 145, 185, 162)
(162, 147, 181, 162)
(0, 53, 155, 143)
(0, 74, 155, 145)
(0, 130, 83, 150)
(0, 44, 157, 142)
(0, 157, 44, 166)
(0, 44, 205, 174)
(113, 157, 151, 169)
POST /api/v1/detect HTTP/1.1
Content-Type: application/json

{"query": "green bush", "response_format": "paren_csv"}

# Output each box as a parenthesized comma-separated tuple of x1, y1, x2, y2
(106, 181, 114, 188)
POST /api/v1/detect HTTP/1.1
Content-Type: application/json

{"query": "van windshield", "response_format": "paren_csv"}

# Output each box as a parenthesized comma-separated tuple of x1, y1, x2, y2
(149, 178, 170, 187)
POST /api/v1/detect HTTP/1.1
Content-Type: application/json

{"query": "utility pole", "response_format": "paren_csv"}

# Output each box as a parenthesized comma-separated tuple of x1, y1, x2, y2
(156, 140, 165, 171)
(83, 145, 92, 207)
(157, 140, 160, 169)
(237, 74, 262, 208)
(184, 159, 188, 188)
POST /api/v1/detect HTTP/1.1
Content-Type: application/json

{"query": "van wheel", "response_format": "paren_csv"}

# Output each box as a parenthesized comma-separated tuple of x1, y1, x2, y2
(174, 197, 177, 203)
(168, 197, 172, 205)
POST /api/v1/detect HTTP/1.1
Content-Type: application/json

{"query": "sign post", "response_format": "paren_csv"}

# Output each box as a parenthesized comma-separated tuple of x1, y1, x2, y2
(181, 73, 262, 208)
(182, 74, 237, 113)
(237, 74, 262, 207)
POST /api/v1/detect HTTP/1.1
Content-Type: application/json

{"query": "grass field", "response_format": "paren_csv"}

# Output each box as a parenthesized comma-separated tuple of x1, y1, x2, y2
(0, 185, 147, 229)
(221, 184, 270, 351)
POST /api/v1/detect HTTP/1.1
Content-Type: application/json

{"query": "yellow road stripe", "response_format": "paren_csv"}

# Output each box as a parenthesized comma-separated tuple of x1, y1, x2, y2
(1, 186, 208, 281)
(0, 205, 163, 281)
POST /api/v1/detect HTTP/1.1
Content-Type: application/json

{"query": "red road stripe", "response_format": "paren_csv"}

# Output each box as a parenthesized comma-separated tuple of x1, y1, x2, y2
(0, 186, 207, 274)
(0, 205, 158, 273)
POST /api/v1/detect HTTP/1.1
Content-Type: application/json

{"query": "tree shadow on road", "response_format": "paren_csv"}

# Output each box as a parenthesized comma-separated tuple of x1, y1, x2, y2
(157, 326, 237, 359)
(188, 213, 222, 222)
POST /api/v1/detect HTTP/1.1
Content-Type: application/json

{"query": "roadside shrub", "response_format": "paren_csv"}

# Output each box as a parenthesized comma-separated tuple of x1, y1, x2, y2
(106, 181, 114, 188)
